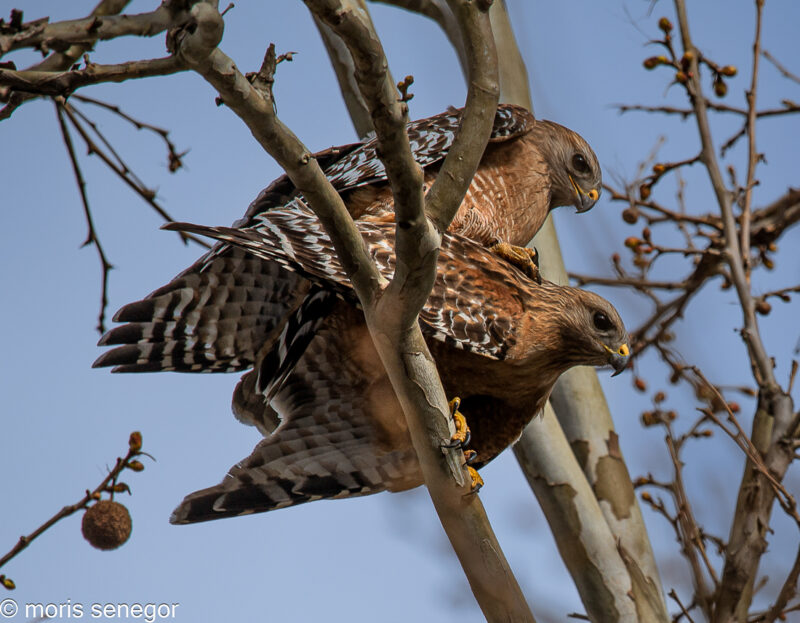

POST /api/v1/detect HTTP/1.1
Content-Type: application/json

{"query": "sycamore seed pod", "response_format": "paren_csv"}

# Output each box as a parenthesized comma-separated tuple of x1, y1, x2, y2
(622, 208, 638, 224)
(82, 500, 132, 551)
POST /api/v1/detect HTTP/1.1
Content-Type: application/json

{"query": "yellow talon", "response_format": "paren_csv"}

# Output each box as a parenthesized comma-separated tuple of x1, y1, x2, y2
(489, 242, 541, 284)
(447, 397, 471, 447)
(467, 465, 484, 491)
(445, 398, 482, 490)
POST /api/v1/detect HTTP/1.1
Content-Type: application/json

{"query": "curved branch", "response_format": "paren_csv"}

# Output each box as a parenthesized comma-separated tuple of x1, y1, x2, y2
(304, 2, 534, 620)
(0, 5, 186, 55)
(171, 2, 383, 300)
(0, 0, 131, 119)
(424, 0, 499, 232)
(371, 0, 467, 71)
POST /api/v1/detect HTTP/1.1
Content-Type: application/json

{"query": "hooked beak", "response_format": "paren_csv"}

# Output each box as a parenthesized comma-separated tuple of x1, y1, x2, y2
(604, 343, 630, 377)
(569, 175, 600, 214)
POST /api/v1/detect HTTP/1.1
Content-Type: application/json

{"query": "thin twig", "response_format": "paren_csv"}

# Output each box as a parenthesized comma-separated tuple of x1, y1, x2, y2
(57, 99, 209, 249)
(665, 430, 715, 615)
(762, 49, 800, 85)
(761, 544, 800, 623)
(691, 367, 800, 526)
(739, 0, 764, 278)
(73, 96, 186, 171)
(55, 100, 113, 333)
(0, 432, 149, 585)
(669, 589, 697, 623)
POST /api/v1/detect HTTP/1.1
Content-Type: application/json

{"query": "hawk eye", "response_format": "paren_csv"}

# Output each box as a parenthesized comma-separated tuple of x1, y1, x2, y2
(593, 311, 613, 331)
(572, 153, 590, 174)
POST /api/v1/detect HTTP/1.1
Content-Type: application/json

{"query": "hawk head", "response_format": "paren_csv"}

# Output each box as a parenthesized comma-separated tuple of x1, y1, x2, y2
(558, 286, 629, 376)
(534, 120, 602, 215)
(527, 284, 629, 377)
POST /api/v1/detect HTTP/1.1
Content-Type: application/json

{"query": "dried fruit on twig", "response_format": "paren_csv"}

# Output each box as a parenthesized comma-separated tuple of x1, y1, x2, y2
(129, 431, 142, 453)
(641, 411, 658, 427)
(625, 236, 643, 251)
(82, 500, 132, 550)
(643, 56, 668, 70)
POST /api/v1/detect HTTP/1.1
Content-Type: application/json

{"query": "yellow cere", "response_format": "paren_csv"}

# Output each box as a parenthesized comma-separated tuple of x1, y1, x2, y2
(569, 175, 599, 201)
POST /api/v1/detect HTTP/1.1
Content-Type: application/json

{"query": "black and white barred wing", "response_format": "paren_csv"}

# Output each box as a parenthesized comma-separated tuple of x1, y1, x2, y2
(238, 103, 534, 227)
(93, 248, 312, 373)
(170, 303, 418, 524)
(165, 206, 527, 361)
(322, 103, 533, 190)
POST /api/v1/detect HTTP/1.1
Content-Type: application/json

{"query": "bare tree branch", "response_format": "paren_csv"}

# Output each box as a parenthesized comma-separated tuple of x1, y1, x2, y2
(671, 2, 797, 618)
(54, 100, 113, 334)
(0, 56, 183, 97)
(761, 49, 800, 85)
(482, 2, 669, 619)
(312, 5, 374, 138)
(0, 0, 132, 119)
(515, 405, 661, 622)
(172, 3, 534, 620)
(0, 4, 186, 55)
(738, 0, 764, 277)
(371, 0, 467, 71)
(761, 544, 800, 623)
(56, 99, 206, 248)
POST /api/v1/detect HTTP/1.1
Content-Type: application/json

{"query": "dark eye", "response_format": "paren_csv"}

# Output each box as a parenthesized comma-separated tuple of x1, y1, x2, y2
(572, 153, 590, 174)
(593, 311, 613, 331)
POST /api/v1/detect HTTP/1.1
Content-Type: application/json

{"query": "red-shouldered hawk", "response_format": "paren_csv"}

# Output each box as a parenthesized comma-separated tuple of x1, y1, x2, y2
(93, 104, 614, 522)
(152, 207, 628, 523)
(93, 104, 601, 375)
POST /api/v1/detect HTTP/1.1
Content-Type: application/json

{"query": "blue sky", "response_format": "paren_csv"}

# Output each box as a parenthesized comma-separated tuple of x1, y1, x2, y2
(2, 1, 798, 621)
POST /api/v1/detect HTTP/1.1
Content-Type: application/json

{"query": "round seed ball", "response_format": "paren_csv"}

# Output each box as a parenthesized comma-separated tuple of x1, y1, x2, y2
(82, 500, 132, 550)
